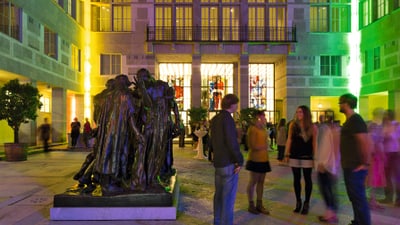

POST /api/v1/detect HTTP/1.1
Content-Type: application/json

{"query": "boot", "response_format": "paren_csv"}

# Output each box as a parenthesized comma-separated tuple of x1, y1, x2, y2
(293, 200, 302, 213)
(256, 200, 270, 215)
(301, 201, 309, 215)
(248, 201, 259, 214)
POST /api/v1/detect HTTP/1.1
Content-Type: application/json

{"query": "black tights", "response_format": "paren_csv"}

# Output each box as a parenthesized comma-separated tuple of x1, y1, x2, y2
(292, 167, 313, 202)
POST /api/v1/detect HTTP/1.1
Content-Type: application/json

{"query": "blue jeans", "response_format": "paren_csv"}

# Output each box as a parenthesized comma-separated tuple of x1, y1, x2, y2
(214, 164, 238, 225)
(343, 168, 371, 225)
(317, 172, 337, 211)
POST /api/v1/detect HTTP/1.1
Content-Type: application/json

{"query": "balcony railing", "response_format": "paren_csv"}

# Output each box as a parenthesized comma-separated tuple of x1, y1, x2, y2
(147, 25, 296, 43)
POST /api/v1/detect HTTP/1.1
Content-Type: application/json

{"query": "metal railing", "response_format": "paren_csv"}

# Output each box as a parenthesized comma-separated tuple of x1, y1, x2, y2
(147, 25, 296, 43)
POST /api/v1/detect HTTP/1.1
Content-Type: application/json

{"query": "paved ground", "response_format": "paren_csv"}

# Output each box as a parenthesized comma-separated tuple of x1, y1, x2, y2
(0, 144, 399, 225)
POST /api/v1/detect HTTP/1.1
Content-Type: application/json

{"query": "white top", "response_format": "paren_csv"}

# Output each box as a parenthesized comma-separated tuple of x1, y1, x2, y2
(315, 124, 340, 175)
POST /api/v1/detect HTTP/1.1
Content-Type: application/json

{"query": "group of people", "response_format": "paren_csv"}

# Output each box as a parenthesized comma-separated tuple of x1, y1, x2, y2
(73, 68, 181, 195)
(366, 107, 400, 210)
(209, 93, 400, 225)
(69, 117, 93, 149)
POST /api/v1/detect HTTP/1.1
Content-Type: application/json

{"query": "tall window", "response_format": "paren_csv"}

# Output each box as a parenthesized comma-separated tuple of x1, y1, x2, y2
(248, 2, 287, 41)
(40, 96, 50, 113)
(377, 0, 389, 19)
(320, 56, 342, 76)
(249, 64, 275, 122)
(222, 6, 239, 40)
(310, 0, 350, 32)
(100, 54, 121, 75)
(159, 63, 192, 111)
(201, 6, 218, 41)
(360, 0, 371, 27)
(44, 26, 58, 59)
(155, 1, 192, 40)
(269, 6, 286, 40)
(200, 64, 234, 112)
(248, 7, 265, 40)
(373, 47, 380, 70)
(113, 4, 131, 31)
(91, 0, 131, 32)
(155, 6, 172, 39)
(71, 44, 81, 71)
(176, 6, 192, 40)
(201, 0, 240, 41)
(364, 47, 380, 73)
(0, 0, 21, 40)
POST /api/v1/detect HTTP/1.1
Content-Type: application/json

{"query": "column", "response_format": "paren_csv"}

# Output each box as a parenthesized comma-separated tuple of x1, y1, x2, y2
(388, 91, 400, 120)
(191, 54, 201, 107)
(52, 87, 67, 143)
(239, 54, 249, 110)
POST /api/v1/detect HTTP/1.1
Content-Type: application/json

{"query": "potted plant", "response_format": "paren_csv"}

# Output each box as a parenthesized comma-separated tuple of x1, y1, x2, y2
(188, 106, 208, 126)
(239, 107, 259, 126)
(0, 79, 42, 161)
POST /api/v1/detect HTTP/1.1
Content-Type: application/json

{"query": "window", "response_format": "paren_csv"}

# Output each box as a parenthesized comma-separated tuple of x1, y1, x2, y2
(100, 54, 121, 75)
(320, 56, 341, 76)
(360, 0, 371, 27)
(71, 44, 81, 71)
(373, 47, 380, 70)
(91, 0, 131, 32)
(364, 47, 380, 73)
(113, 4, 131, 31)
(269, 6, 287, 41)
(40, 96, 50, 113)
(0, 0, 21, 40)
(155, 1, 192, 41)
(310, 0, 350, 32)
(44, 26, 58, 59)
(377, 0, 389, 19)
(249, 2, 287, 41)
(159, 63, 192, 111)
(249, 64, 275, 122)
(248, 7, 265, 41)
(200, 64, 234, 112)
(201, 6, 218, 41)
(201, 1, 241, 41)
(222, 6, 239, 40)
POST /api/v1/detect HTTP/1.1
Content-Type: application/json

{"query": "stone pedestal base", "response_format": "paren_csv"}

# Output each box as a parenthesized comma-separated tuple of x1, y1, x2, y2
(51, 176, 179, 220)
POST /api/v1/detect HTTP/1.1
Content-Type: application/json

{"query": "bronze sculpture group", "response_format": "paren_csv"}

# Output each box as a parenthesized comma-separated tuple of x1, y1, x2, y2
(73, 69, 181, 195)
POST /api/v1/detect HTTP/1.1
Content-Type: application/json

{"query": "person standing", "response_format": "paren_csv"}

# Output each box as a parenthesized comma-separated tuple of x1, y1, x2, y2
(38, 118, 51, 152)
(246, 110, 271, 215)
(339, 93, 371, 225)
(315, 115, 340, 222)
(366, 108, 386, 210)
(70, 117, 81, 148)
(284, 105, 317, 215)
(381, 109, 400, 207)
(209, 94, 244, 225)
(276, 118, 287, 164)
(83, 118, 92, 148)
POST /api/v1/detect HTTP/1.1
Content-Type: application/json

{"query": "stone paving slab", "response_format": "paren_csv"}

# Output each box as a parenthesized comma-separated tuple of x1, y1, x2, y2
(0, 145, 399, 225)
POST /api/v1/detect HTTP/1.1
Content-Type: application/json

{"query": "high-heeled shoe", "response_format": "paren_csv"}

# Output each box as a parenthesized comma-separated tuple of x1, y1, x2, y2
(293, 200, 302, 213)
(301, 201, 309, 215)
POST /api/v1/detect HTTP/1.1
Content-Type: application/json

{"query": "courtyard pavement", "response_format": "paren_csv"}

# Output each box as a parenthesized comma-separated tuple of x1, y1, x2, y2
(0, 143, 399, 225)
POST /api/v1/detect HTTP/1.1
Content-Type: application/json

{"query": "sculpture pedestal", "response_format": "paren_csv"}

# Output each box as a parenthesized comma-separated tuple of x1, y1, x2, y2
(50, 175, 179, 220)
(193, 130, 207, 159)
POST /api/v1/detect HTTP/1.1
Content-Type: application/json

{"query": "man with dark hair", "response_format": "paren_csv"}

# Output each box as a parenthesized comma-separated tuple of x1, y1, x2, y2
(339, 93, 371, 225)
(209, 93, 244, 225)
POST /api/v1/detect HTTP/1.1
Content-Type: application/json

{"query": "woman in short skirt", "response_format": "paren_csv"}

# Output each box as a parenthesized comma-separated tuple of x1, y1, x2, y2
(246, 110, 271, 215)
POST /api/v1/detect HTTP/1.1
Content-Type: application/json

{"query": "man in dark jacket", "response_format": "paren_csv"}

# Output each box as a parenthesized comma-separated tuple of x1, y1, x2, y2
(209, 93, 244, 225)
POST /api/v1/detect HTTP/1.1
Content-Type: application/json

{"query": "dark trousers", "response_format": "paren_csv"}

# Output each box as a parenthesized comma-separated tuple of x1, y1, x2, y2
(317, 171, 338, 211)
(343, 168, 371, 225)
(292, 167, 313, 202)
(277, 145, 285, 160)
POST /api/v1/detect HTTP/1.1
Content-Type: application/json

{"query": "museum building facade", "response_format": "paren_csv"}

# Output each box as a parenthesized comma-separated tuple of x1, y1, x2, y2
(1, 0, 400, 145)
